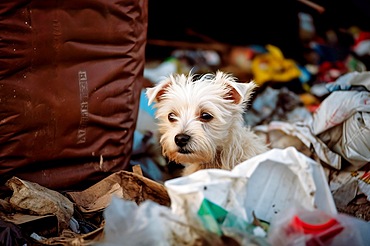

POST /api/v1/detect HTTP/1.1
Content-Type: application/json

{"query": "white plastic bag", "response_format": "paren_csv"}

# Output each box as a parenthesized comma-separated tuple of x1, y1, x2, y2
(165, 147, 337, 227)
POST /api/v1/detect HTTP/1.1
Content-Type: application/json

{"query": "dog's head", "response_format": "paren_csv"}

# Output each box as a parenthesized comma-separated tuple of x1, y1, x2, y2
(146, 71, 257, 166)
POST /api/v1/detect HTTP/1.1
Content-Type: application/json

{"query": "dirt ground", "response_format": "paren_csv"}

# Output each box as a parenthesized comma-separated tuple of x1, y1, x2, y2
(338, 195, 370, 221)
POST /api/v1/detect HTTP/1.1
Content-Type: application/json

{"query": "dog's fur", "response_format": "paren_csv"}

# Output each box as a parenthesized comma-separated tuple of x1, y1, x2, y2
(146, 71, 269, 176)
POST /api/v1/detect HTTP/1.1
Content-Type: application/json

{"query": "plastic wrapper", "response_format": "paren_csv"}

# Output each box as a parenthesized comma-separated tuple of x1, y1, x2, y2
(267, 205, 370, 246)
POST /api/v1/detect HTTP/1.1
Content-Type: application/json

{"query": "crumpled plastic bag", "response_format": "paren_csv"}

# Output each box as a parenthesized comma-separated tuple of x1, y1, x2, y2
(95, 196, 217, 246)
(164, 147, 336, 245)
(95, 196, 173, 246)
(263, 80, 370, 171)
(318, 111, 370, 170)
(307, 89, 370, 170)
(309, 71, 370, 170)
(96, 195, 266, 245)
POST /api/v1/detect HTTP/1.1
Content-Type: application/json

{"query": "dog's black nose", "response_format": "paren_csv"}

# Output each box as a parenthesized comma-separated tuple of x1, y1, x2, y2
(175, 134, 190, 147)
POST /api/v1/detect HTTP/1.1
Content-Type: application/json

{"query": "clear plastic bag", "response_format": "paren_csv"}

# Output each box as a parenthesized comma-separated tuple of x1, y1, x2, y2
(267, 205, 370, 246)
(95, 196, 173, 246)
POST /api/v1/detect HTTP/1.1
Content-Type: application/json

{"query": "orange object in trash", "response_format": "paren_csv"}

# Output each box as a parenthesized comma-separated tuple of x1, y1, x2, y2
(291, 214, 344, 244)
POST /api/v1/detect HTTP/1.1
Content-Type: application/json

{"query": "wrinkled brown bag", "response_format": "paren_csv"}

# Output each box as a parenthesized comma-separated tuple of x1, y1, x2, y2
(0, 0, 148, 190)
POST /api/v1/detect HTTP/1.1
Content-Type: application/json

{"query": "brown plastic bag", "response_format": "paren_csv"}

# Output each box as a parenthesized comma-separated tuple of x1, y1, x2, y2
(0, 0, 148, 190)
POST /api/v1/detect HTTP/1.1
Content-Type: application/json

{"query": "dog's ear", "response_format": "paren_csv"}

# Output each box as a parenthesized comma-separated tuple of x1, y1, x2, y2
(215, 71, 257, 105)
(146, 78, 172, 105)
(226, 81, 257, 105)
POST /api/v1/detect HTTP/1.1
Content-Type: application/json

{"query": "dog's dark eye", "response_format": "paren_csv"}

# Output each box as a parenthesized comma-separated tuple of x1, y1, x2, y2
(200, 112, 213, 122)
(168, 112, 177, 122)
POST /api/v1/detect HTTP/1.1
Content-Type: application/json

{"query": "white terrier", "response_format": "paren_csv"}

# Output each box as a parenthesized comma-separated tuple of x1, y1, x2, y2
(146, 71, 269, 176)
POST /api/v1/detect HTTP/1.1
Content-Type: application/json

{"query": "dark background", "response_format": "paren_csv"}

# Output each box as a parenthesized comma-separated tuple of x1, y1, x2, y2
(146, 0, 370, 65)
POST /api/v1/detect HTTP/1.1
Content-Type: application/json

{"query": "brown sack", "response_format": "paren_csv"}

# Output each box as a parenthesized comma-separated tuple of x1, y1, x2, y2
(0, 0, 148, 190)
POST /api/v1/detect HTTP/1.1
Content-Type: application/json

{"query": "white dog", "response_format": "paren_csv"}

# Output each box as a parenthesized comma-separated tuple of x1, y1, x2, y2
(146, 71, 269, 176)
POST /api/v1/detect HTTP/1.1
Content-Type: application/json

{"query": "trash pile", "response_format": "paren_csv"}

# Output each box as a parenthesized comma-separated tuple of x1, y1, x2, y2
(99, 147, 370, 246)
(0, 168, 170, 245)
(2, 147, 369, 245)
(1, 8, 370, 246)
(129, 12, 370, 245)
(138, 12, 370, 217)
